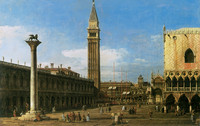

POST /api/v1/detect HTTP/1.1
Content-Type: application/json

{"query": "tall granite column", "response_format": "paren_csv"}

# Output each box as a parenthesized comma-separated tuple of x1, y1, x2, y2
(26, 37, 41, 113)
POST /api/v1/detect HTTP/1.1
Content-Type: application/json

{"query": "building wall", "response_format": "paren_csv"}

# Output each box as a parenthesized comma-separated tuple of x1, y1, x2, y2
(163, 28, 200, 111)
(100, 82, 132, 99)
(0, 61, 95, 116)
(164, 28, 200, 71)
(100, 81, 148, 104)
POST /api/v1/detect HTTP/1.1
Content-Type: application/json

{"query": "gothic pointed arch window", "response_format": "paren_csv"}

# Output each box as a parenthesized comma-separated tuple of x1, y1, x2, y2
(178, 77, 183, 87)
(172, 77, 177, 87)
(191, 77, 196, 87)
(166, 77, 171, 87)
(185, 48, 194, 63)
(185, 77, 190, 87)
(197, 76, 200, 87)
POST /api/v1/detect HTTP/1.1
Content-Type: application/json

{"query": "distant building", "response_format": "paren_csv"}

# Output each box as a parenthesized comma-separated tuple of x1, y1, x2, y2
(100, 75, 150, 104)
(101, 81, 133, 104)
(39, 63, 80, 78)
(147, 73, 164, 104)
(0, 61, 95, 116)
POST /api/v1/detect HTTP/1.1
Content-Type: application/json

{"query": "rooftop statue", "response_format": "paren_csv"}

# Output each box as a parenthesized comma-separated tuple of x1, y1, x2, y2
(29, 34, 38, 41)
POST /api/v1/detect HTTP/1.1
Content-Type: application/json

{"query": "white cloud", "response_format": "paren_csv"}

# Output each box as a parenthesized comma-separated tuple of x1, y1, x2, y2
(0, 25, 29, 42)
(62, 46, 128, 79)
(151, 35, 162, 43)
(0, 25, 32, 64)
(62, 46, 128, 67)
(62, 48, 86, 59)
(101, 47, 128, 66)
(135, 58, 146, 62)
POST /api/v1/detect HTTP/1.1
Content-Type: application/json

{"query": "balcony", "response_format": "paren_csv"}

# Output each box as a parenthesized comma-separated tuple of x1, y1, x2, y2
(192, 87, 196, 91)
(185, 87, 190, 91)
(166, 87, 171, 91)
(165, 87, 197, 92)
(178, 87, 184, 91)
(172, 87, 178, 91)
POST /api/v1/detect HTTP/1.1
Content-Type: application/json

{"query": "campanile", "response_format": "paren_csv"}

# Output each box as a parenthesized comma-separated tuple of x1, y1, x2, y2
(87, 0, 100, 89)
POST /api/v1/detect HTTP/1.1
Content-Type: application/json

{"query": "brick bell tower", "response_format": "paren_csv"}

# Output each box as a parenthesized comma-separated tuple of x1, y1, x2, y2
(87, 0, 100, 89)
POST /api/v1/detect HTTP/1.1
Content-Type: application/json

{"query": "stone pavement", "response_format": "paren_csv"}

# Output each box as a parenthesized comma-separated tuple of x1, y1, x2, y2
(0, 105, 196, 126)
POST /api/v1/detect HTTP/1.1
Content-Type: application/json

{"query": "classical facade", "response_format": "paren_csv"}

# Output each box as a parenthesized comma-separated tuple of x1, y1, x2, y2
(100, 75, 150, 104)
(0, 61, 95, 116)
(163, 26, 200, 112)
(148, 73, 164, 104)
(87, 0, 101, 89)
(39, 63, 80, 78)
(101, 81, 133, 104)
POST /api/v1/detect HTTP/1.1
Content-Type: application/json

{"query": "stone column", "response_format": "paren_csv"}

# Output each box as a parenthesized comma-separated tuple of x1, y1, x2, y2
(164, 106, 167, 113)
(190, 105, 192, 113)
(196, 81, 198, 91)
(18, 35, 51, 121)
(69, 97, 72, 108)
(177, 105, 179, 111)
(177, 81, 179, 91)
(26, 38, 41, 113)
(171, 82, 172, 91)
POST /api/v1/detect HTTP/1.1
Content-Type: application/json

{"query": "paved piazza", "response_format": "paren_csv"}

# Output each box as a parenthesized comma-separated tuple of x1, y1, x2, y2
(0, 105, 195, 126)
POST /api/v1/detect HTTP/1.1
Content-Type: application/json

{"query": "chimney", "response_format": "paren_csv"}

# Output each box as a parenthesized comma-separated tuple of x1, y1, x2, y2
(68, 66, 71, 70)
(24, 62, 26, 66)
(45, 65, 49, 68)
(50, 63, 54, 68)
(39, 64, 42, 68)
(11, 59, 12, 63)
(60, 64, 62, 68)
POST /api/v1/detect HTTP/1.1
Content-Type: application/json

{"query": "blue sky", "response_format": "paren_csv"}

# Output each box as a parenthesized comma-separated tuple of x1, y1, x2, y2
(0, 0, 200, 83)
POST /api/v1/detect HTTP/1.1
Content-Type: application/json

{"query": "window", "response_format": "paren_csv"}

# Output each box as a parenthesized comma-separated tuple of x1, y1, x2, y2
(185, 77, 190, 87)
(90, 33, 96, 37)
(172, 77, 177, 87)
(166, 77, 171, 87)
(185, 48, 194, 63)
(178, 77, 183, 87)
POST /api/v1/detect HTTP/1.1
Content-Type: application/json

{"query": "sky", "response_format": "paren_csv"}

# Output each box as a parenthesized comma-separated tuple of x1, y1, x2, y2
(0, 0, 200, 83)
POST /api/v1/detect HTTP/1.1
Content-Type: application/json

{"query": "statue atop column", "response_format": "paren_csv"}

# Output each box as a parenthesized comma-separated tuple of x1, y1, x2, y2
(19, 34, 49, 120)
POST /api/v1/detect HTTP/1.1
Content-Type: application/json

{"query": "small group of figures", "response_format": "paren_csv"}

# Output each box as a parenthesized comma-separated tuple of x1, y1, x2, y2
(175, 109, 185, 116)
(13, 103, 30, 117)
(111, 112, 124, 125)
(148, 109, 153, 119)
(33, 113, 42, 122)
(61, 111, 90, 123)
(106, 106, 112, 113)
(128, 106, 136, 115)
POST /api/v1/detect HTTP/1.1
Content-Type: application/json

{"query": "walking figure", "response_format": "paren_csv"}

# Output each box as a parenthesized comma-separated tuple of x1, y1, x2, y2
(86, 112, 90, 121)
(13, 109, 16, 117)
(109, 106, 111, 112)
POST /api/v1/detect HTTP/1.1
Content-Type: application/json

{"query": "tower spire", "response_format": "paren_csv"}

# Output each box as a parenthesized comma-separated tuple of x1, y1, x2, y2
(89, 0, 98, 23)
(93, 0, 95, 4)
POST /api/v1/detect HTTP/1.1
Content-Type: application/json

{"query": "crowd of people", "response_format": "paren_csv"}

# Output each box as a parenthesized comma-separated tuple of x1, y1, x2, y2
(111, 112, 124, 125)
(61, 111, 90, 123)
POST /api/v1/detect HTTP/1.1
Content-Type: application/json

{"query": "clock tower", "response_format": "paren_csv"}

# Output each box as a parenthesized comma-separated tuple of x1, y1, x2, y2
(87, 0, 100, 89)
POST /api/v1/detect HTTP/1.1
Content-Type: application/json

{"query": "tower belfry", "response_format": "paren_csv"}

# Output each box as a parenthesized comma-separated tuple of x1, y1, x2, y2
(88, 0, 100, 89)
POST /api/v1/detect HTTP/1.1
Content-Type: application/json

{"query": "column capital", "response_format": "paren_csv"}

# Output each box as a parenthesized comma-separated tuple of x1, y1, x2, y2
(26, 40, 41, 51)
